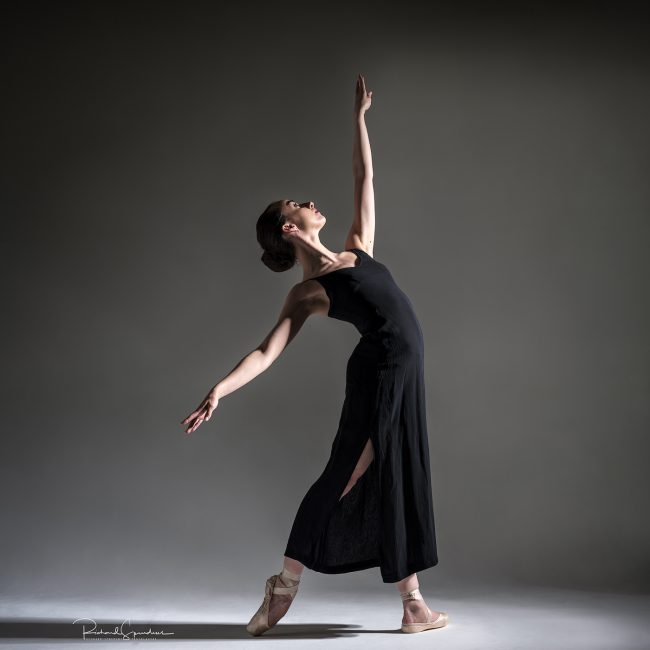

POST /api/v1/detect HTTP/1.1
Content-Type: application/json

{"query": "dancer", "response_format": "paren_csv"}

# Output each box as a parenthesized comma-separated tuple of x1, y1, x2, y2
(181, 74, 448, 635)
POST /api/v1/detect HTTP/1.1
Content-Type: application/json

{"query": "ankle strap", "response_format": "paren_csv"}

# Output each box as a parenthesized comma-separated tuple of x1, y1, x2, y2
(273, 582, 299, 595)
(272, 574, 300, 596)
(400, 588, 423, 602)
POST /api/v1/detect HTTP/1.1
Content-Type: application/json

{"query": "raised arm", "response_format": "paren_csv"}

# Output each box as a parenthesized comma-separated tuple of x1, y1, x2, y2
(345, 74, 376, 256)
(180, 283, 313, 434)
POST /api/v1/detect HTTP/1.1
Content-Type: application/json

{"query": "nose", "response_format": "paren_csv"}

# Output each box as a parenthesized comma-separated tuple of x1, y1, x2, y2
(300, 201, 315, 210)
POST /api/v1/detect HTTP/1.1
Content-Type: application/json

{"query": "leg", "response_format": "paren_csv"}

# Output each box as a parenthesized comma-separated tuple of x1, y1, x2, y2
(283, 556, 304, 577)
(395, 572, 418, 593)
(339, 437, 374, 501)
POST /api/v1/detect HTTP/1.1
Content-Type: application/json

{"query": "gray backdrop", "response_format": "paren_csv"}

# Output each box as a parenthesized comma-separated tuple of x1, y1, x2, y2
(1, 0, 649, 609)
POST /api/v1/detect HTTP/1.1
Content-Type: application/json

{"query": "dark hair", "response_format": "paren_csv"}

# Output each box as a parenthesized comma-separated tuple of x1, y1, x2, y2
(256, 200, 297, 272)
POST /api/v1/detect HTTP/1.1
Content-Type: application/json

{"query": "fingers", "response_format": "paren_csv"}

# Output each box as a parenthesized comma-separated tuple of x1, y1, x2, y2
(181, 395, 211, 424)
(356, 74, 370, 100)
(182, 405, 207, 434)
(181, 409, 201, 425)
(181, 391, 220, 435)
(181, 413, 195, 424)
(356, 74, 370, 104)
(186, 413, 204, 434)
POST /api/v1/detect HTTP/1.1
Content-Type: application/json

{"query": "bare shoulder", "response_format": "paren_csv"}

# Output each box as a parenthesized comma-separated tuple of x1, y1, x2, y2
(344, 235, 374, 258)
(287, 279, 330, 317)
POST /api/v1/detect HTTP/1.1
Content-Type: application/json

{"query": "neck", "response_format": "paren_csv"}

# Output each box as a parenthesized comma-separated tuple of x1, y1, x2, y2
(294, 241, 338, 278)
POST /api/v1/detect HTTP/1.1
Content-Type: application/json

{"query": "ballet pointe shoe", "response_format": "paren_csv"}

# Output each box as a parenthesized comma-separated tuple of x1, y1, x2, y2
(400, 587, 449, 634)
(246, 568, 301, 636)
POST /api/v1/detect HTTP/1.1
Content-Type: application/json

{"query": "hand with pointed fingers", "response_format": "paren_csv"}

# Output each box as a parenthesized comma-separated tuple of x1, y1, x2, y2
(181, 387, 219, 435)
(354, 73, 373, 115)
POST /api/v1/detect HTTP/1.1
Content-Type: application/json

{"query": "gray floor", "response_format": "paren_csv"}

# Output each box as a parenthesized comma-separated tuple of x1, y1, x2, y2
(1, 579, 649, 649)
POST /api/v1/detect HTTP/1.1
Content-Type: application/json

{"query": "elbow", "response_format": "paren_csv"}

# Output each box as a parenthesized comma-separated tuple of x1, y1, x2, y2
(256, 346, 276, 372)
(354, 167, 373, 180)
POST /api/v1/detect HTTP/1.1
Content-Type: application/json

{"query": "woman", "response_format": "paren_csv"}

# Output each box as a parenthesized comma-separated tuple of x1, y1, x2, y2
(181, 74, 448, 635)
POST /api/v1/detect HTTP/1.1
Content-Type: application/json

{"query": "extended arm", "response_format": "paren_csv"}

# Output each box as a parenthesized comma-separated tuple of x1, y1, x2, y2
(352, 105, 373, 177)
(346, 74, 376, 255)
(215, 285, 310, 399)
(181, 283, 312, 434)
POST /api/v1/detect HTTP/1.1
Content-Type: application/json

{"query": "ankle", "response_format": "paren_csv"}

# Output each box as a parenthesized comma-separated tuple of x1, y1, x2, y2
(400, 587, 422, 600)
(280, 567, 301, 584)
(279, 567, 302, 586)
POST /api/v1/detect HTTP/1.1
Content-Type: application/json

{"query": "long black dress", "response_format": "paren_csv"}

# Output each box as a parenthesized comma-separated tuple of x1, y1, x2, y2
(284, 247, 438, 583)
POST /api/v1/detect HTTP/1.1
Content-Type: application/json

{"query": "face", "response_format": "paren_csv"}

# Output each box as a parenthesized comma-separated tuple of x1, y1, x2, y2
(280, 199, 326, 236)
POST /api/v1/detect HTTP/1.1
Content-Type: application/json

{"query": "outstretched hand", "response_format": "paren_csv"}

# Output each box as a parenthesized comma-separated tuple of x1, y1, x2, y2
(354, 73, 372, 114)
(181, 387, 219, 435)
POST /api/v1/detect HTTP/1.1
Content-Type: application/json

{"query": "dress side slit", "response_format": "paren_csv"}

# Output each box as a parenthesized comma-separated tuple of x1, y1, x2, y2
(339, 437, 374, 501)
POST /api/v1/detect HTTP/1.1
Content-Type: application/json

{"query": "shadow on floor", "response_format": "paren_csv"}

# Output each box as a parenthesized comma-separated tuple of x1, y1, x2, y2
(0, 619, 404, 640)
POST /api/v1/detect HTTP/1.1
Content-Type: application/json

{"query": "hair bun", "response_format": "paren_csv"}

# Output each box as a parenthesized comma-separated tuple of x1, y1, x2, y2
(261, 248, 294, 272)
